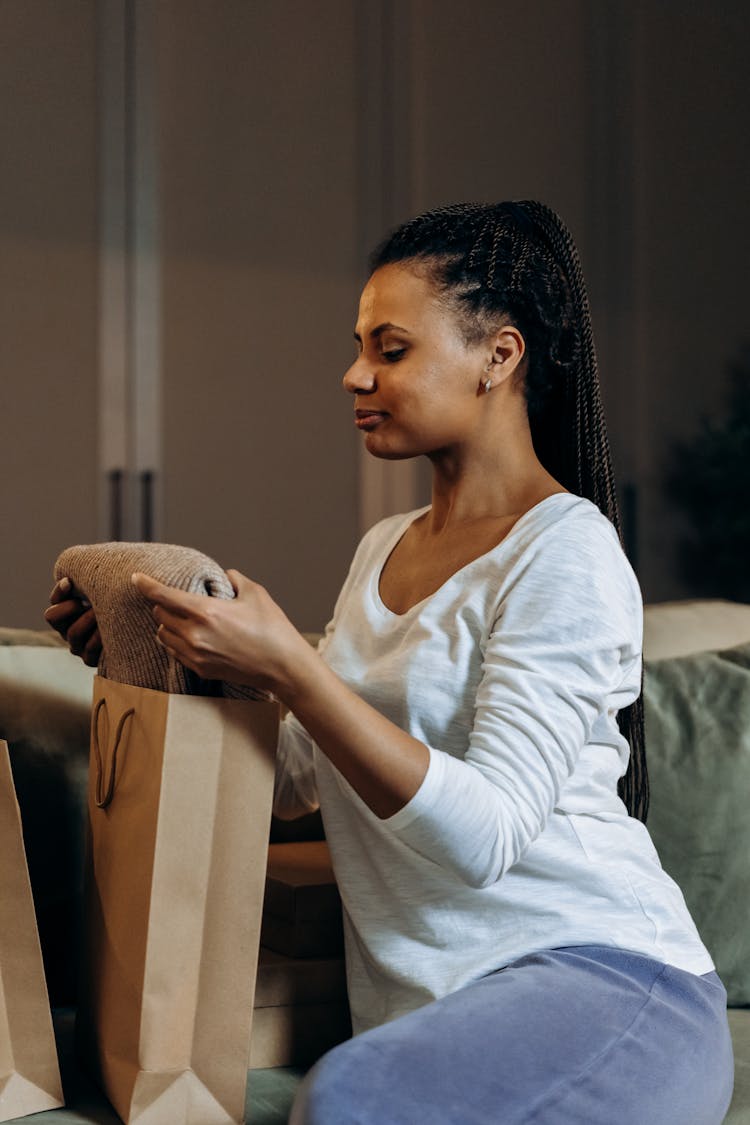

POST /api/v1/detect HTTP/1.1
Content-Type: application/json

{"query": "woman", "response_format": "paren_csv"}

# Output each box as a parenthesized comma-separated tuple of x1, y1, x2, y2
(48, 201, 734, 1123)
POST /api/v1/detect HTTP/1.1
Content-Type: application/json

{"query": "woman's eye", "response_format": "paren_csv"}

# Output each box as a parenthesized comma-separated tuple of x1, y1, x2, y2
(382, 348, 406, 363)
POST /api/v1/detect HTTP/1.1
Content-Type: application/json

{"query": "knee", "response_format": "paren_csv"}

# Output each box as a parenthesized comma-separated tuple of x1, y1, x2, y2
(289, 1038, 371, 1125)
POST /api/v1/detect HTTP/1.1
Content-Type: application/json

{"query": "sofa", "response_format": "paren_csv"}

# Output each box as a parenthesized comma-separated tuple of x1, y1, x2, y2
(1, 599, 749, 1124)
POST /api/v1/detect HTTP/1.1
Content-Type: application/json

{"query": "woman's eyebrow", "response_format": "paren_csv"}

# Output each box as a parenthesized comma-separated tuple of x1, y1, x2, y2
(353, 322, 412, 343)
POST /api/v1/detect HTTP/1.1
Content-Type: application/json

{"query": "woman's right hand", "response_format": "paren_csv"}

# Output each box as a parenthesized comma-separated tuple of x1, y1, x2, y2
(45, 578, 103, 667)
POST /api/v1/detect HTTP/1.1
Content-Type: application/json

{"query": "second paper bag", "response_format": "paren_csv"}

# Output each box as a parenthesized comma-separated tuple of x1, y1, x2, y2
(77, 676, 278, 1125)
(0, 740, 63, 1122)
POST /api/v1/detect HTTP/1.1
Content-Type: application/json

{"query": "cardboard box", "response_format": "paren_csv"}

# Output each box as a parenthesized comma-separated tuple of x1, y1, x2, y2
(250, 947, 350, 1068)
(261, 841, 344, 958)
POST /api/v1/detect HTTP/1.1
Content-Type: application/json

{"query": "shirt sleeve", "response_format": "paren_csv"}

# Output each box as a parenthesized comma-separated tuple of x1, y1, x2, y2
(273, 710, 320, 819)
(382, 518, 643, 888)
(273, 521, 383, 819)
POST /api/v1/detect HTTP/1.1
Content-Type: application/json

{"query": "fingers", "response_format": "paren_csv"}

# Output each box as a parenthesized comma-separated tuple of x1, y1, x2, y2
(49, 577, 72, 605)
(155, 622, 184, 656)
(155, 621, 204, 677)
(132, 572, 197, 618)
(226, 569, 268, 604)
(133, 573, 214, 665)
(67, 608, 100, 657)
(225, 568, 252, 592)
(82, 626, 103, 668)
(225, 568, 242, 595)
(44, 598, 87, 637)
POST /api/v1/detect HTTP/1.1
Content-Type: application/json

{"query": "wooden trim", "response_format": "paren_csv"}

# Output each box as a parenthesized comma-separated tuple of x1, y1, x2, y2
(130, 0, 162, 538)
(96, 0, 129, 537)
(96, 0, 162, 541)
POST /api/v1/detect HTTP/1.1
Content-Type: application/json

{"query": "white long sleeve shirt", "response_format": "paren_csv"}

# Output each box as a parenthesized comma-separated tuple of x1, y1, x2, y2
(274, 493, 714, 1034)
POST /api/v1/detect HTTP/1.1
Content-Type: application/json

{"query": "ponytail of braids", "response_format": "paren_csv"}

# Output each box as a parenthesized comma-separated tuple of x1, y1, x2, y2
(512, 201, 648, 823)
(370, 201, 648, 822)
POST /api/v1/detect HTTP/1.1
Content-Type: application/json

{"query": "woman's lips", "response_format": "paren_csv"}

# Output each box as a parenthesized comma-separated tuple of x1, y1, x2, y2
(354, 410, 389, 430)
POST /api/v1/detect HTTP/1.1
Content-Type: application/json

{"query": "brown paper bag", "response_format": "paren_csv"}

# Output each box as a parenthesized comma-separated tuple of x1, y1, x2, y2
(77, 676, 278, 1125)
(0, 740, 64, 1121)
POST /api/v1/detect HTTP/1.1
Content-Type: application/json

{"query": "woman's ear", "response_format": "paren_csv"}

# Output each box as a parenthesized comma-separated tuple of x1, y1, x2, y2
(489, 326, 525, 381)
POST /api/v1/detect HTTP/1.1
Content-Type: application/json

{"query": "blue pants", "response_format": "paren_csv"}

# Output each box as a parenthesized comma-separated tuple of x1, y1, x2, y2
(290, 945, 734, 1124)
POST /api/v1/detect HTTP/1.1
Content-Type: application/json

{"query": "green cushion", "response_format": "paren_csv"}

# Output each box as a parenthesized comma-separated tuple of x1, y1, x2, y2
(0, 625, 66, 647)
(727, 1011, 750, 1122)
(645, 641, 750, 1006)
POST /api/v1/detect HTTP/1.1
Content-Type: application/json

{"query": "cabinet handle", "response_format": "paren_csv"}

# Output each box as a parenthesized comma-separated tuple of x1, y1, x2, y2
(108, 469, 124, 541)
(140, 470, 155, 542)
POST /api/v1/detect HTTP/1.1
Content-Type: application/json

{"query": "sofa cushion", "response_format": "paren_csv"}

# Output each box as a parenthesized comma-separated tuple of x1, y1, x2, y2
(726, 1010, 750, 1123)
(643, 599, 750, 660)
(0, 626, 67, 648)
(644, 640, 750, 1006)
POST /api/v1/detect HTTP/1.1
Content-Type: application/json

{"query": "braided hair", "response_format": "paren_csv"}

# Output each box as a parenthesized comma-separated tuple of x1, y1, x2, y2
(370, 201, 648, 822)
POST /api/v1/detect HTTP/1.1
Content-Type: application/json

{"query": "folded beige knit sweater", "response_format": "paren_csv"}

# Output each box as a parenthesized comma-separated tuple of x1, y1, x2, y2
(54, 542, 267, 699)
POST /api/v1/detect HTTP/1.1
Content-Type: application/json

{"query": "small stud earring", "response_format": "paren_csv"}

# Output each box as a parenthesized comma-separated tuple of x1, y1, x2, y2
(483, 377, 492, 393)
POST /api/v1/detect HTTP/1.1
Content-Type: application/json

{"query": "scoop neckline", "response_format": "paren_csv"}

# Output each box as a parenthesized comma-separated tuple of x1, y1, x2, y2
(371, 492, 582, 619)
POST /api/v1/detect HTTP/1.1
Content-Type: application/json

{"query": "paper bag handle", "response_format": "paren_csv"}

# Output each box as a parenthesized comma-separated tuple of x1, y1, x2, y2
(92, 697, 135, 809)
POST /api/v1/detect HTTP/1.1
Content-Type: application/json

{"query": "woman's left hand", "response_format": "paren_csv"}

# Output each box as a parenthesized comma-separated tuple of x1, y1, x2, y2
(133, 570, 431, 819)
(131, 569, 304, 697)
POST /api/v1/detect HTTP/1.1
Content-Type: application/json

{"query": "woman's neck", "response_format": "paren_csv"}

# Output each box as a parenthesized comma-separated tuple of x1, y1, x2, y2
(424, 434, 564, 534)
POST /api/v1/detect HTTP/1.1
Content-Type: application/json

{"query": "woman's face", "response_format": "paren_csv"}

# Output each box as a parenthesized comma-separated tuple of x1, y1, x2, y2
(343, 263, 492, 461)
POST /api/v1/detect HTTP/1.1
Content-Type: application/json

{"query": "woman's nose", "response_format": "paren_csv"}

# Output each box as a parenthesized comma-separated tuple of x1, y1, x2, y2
(342, 357, 376, 395)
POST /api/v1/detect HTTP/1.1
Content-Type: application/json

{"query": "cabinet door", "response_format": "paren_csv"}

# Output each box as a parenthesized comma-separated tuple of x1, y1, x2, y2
(0, 3, 99, 628)
(153, 2, 360, 633)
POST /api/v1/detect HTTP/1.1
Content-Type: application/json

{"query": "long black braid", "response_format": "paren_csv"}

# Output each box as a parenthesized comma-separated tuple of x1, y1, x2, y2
(370, 201, 648, 822)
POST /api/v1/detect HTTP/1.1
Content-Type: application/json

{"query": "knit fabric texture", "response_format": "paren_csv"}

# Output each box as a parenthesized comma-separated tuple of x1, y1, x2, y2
(54, 542, 267, 699)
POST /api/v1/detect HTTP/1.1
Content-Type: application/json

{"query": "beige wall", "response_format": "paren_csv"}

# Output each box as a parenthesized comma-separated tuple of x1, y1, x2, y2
(1, 0, 748, 628)
(0, 3, 99, 629)
(154, 3, 361, 630)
